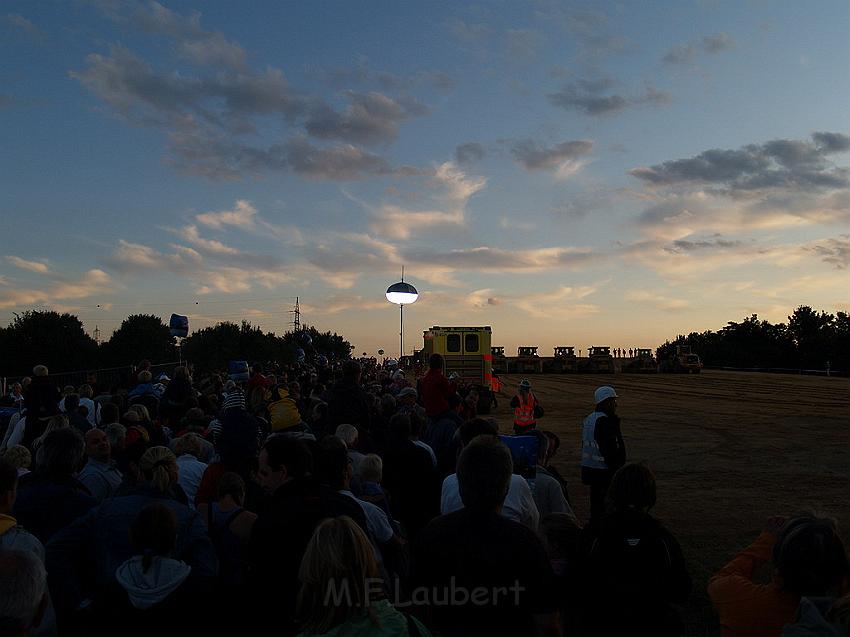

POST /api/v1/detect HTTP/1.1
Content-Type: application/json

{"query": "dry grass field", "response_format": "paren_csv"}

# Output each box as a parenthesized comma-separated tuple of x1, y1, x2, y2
(489, 370, 850, 636)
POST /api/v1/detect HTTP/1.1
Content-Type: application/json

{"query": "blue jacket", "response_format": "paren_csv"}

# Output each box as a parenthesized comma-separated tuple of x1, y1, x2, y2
(46, 484, 218, 611)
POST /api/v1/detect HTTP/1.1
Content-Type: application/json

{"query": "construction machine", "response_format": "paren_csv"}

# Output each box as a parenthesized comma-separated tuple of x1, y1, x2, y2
(545, 346, 578, 373)
(579, 346, 615, 373)
(622, 348, 659, 373)
(659, 345, 703, 373)
(512, 346, 543, 374)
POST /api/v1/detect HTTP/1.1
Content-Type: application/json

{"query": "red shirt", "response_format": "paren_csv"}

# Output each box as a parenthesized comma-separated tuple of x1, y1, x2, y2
(420, 369, 455, 417)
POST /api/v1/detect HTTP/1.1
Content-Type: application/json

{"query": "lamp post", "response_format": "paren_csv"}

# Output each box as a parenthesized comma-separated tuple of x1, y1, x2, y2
(386, 268, 418, 359)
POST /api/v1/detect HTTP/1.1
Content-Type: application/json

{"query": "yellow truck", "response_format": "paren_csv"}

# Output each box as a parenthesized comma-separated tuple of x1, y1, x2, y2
(422, 326, 494, 412)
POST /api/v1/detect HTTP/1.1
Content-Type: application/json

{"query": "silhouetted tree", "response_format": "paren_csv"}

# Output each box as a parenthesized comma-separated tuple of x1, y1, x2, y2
(0, 311, 98, 376)
(99, 314, 177, 367)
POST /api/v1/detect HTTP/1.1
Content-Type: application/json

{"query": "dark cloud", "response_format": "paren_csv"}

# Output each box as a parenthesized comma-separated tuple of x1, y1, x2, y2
(305, 92, 427, 146)
(807, 235, 850, 269)
(702, 33, 734, 53)
(510, 139, 593, 170)
(72, 44, 427, 180)
(662, 44, 696, 65)
(666, 238, 744, 253)
(548, 77, 671, 116)
(630, 132, 850, 192)
(455, 142, 485, 165)
(285, 137, 393, 180)
(663, 33, 734, 65)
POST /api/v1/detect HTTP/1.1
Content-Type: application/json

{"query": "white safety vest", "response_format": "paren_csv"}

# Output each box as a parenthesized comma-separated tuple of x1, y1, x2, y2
(581, 411, 608, 470)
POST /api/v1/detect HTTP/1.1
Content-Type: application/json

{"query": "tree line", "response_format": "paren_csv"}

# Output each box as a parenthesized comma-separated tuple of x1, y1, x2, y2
(657, 306, 850, 371)
(0, 311, 353, 377)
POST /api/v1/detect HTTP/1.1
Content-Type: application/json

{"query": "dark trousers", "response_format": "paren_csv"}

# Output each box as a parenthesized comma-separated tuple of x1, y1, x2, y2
(589, 477, 612, 521)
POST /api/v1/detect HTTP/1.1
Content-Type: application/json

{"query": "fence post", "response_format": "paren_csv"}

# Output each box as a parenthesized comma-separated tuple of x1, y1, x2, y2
(826, 361, 831, 377)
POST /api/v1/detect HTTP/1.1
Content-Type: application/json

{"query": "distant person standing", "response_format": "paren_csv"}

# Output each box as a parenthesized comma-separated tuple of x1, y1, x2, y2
(581, 386, 626, 522)
(511, 379, 541, 435)
(420, 353, 455, 420)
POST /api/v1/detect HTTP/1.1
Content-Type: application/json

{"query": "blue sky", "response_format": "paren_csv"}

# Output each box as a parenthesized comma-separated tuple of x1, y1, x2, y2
(2, 1, 849, 356)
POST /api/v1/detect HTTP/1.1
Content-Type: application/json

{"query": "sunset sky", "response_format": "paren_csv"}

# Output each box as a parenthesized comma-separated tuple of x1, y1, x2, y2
(2, 1, 849, 357)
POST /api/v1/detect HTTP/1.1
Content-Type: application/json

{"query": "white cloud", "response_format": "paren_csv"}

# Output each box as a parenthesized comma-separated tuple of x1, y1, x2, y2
(5, 256, 50, 274)
(0, 269, 113, 309)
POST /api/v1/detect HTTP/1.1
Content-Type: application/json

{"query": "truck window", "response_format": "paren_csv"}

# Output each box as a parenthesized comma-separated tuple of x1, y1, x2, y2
(446, 334, 461, 352)
(465, 333, 479, 352)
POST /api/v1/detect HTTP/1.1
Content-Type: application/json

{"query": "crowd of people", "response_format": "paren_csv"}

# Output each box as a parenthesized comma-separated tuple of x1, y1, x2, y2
(0, 353, 848, 636)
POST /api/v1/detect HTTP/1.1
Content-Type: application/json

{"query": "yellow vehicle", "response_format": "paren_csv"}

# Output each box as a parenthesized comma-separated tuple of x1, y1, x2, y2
(545, 346, 578, 373)
(422, 326, 493, 387)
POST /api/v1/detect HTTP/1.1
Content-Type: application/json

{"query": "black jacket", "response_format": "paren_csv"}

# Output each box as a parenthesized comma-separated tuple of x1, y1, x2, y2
(582, 510, 692, 636)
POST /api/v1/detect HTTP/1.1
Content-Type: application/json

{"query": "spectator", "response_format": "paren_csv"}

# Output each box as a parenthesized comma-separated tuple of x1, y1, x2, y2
(91, 503, 202, 637)
(2, 445, 32, 477)
(104, 423, 127, 455)
(709, 514, 850, 637)
(357, 454, 392, 519)
(46, 447, 217, 620)
(100, 403, 120, 428)
(173, 434, 208, 509)
(78, 428, 123, 502)
(421, 394, 463, 478)
(419, 354, 455, 419)
(396, 387, 425, 422)
(583, 462, 691, 636)
(206, 472, 256, 592)
(381, 414, 440, 540)
(248, 435, 367, 635)
(581, 386, 626, 522)
(77, 385, 100, 427)
(410, 435, 560, 637)
(0, 458, 46, 558)
(327, 361, 372, 437)
(127, 371, 161, 400)
(297, 516, 430, 637)
(269, 385, 304, 433)
(409, 412, 436, 468)
(539, 513, 583, 637)
(335, 424, 366, 473)
(14, 428, 96, 544)
(440, 418, 539, 531)
(0, 551, 49, 637)
(527, 431, 575, 520)
(23, 366, 60, 425)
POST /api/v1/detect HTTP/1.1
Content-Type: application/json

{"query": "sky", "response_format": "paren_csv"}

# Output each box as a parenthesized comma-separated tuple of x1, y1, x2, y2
(1, 0, 849, 358)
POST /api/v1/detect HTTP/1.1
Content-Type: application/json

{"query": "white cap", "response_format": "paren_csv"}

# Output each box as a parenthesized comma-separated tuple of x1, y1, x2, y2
(594, 386, 618, 404)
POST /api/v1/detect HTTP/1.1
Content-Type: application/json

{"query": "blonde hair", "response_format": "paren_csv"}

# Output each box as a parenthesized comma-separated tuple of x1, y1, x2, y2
(139, 447, 177, 493)
(174, 433, 202, 459)
(3, 445, 32, 471)
(297, 516, 381, 634)
(138, 371, 152, 383)
(32, 365, 48, 377)
(358, 454, 383, 484)
(128, 404, 151, 422)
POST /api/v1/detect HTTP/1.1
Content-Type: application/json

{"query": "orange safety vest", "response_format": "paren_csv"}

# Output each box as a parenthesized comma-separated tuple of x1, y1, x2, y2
(514, 391, 537, 427)
(491, 376, 502, 393)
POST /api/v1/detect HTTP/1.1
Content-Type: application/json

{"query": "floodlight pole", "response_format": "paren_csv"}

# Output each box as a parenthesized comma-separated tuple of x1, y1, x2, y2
(399, 303, 404, 359)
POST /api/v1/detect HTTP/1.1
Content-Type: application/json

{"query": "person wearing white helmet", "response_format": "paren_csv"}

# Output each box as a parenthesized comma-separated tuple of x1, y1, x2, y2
(581, 385, 626, 522)
(510, 378, 541, 435)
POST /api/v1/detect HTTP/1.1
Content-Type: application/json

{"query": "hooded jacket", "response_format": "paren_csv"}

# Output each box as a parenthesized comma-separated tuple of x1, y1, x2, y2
(115, 556, 192, 610)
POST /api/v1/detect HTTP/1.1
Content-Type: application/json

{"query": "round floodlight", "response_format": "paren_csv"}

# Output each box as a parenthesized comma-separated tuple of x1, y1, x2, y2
(386, 281, 419, 305)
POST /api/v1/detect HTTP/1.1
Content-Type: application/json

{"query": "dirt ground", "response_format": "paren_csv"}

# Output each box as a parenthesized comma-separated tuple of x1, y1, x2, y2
(489, 369, 850, 636)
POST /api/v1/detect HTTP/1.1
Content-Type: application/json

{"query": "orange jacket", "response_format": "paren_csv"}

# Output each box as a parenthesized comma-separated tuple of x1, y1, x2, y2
(708, 531, 799, 637)
(513, 391, 537, 427)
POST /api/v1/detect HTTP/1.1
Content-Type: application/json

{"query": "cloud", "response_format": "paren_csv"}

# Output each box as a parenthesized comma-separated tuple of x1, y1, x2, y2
(72, 43, 425, 180)
(195, 199, 257, 230)
(127, 1, 247, 70)
(510, 139, 593, 178)
(286, 137, 396, 180)
(663, 33, 734, 65)
(455, 142, 485, 165)
(178, 225, 240, 255)
(0, 94, 14, 110)
(5, 256, 50, 274)
(4, 13, 46, 41)
(513, 285, 601, 319)
(305, 91, 427, 146)
(405, 245, 596, 272)
(548, 77, 671, 116)
(369, 162, 486, 238)
(630, 132, 850, 192)
(103, 240, 203, 273)
(806, 235, 850, 269)
(0, 269, 113, 310)
(445, 18, 492, 46)
(626, 290, 690, 311)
